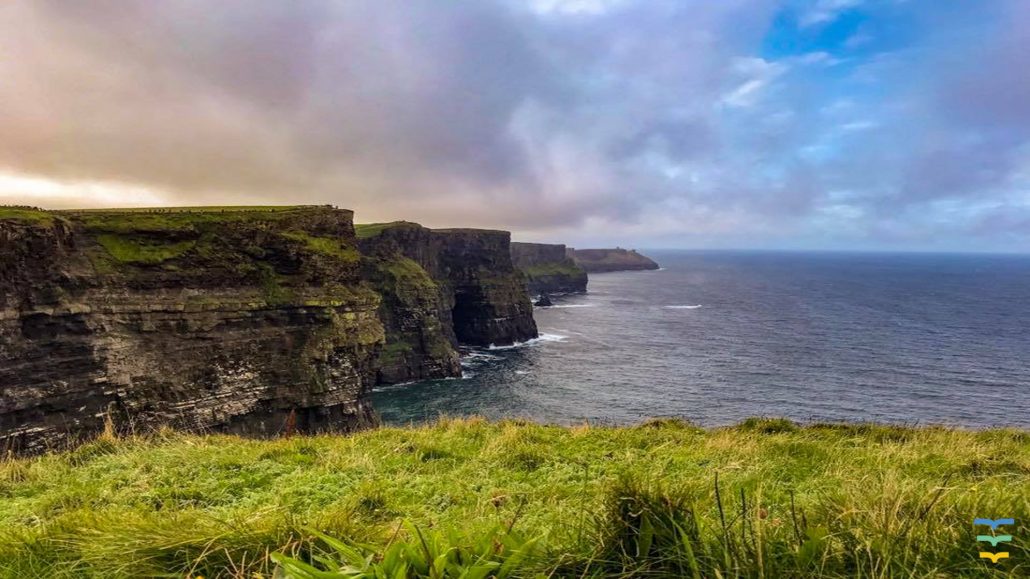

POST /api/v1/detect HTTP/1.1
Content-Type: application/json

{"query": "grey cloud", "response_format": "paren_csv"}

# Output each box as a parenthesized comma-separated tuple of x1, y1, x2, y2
(0, 0, 1027, 250)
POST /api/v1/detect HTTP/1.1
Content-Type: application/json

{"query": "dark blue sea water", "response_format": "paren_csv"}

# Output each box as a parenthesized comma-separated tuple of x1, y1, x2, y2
(372, 251, 1030, 428)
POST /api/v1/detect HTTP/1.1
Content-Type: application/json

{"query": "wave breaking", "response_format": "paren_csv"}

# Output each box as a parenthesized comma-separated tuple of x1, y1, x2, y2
(487, 332, 567, 350)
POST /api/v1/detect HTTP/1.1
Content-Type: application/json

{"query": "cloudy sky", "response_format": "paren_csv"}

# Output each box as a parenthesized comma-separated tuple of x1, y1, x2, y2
(1, 1, 1028, 251)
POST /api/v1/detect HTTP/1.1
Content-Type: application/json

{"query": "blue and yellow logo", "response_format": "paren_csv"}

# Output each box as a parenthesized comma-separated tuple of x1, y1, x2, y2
(975, 518, 1014, 564)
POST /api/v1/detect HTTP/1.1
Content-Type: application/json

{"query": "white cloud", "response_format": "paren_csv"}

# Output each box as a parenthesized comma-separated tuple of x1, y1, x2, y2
(0, 171, 170, 208)
(799, 0, 865, 28)
(839, 120, 879, 131)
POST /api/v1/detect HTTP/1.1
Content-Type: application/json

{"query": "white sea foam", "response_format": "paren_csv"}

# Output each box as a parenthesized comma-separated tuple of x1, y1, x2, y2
(540, 304, 595, 309)
(464, 351, 503, 360)
(370, 372, 471, 392)
(461, 352, 503, 366)
(487, 332, 567, 350)
(664, 304, 702, 309)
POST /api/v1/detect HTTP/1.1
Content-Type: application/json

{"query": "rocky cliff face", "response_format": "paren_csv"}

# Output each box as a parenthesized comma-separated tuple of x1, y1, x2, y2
(2, 208, 541, 452)
(357, 222, 538, 363)
(1, 207, 386, 453)
(567, 248, 660, 273)
(356, 223, 461, 385)
(510, 242, 588, 296)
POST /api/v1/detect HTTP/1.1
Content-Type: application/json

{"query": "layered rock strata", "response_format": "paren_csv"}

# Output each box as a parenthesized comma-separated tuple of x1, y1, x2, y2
(1, 208, 543, 452)
(356, 222, 538, 382)
(1, 207, 385, 452)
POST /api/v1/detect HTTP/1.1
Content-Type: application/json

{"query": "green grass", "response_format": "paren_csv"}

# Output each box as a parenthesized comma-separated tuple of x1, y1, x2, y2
(62, 206, 312, 213)
(0, 419, 1026, 577)
(0, 206, 62, 225)
(282, 231, 361, 262)
(354, 221, 423, 239)
(67, 206, 336, 234)
(95, 233, 197, 264)
(520, 261, 586, 279)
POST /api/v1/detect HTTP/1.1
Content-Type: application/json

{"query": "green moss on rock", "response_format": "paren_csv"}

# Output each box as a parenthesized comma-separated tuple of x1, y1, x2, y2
(282, 231, 360, 262)
(95, 234, 197, 265)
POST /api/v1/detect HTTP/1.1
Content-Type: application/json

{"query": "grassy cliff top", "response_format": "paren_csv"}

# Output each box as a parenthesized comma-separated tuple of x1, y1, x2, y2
(355, 221, 510, 239)
(354, 220, 425, 239)
(521, 261, 587, 278)
(59, 205, 324, 214)
(65, 206, 346, 233)
(1, 418, 1026, 577)
(0, 206, 64, 225)
(0, 205, 363, 275)
(2, 205, 348, 231)
(432, 227, 509, 235)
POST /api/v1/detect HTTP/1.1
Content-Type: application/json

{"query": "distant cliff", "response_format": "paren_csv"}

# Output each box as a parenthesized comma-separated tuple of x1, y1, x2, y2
(510, 242, 587, 296)
(568, 248, 660, 273)
(1, 207, 537, 452)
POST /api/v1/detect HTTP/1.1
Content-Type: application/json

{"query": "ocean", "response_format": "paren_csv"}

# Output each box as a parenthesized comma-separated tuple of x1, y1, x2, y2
(372, 250, 1030, 428)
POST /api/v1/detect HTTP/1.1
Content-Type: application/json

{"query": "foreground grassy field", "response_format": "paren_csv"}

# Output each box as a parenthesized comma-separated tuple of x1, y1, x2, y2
(1, 418, 1027, 578)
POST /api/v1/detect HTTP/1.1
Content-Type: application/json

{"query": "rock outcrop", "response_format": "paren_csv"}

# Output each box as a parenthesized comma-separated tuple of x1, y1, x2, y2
(356, 223, 460, 385)
(510, 242, 588, 296)
(1, 206, 384, 453)
(567, 248, 660, 273)
(357, 222, 537, 375)
(1, 207, 541, 452)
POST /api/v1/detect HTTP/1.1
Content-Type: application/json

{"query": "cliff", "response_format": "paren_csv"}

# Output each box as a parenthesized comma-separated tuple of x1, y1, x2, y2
(357, 222, 537, 373)
(0, 206, 386, 452)
(567, 247, 660, 273)
(510, 242, 588, 296)
(355, 223, 460, 384)
(1, 207, 540, 451)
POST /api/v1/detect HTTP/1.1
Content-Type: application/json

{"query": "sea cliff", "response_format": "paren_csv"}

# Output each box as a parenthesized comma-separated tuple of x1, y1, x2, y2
(510, 242, 588, 296)
(357, 222, 537, 371)
(568, 247, 660, 273)
(1, 207, 537, 452)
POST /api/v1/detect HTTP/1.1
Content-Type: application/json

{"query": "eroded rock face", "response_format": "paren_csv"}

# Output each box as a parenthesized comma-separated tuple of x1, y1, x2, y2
(510, 242, 588, 296)
(2, 208, 543, 452)
(1, 207, 384, 453)
(357, 222, 538, 376)
(567, 248, 660, 273)
(356, 224, 461, 384)
(434, 229, 538, 347)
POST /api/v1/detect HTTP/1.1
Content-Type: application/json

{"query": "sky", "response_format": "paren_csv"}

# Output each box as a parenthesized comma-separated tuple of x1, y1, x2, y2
(1, 0, 1028, 252)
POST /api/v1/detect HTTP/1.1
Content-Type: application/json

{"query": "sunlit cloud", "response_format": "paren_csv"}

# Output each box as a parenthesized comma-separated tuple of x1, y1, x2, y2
(0, 0, 1027, 252)
(0, 172, 170, 209)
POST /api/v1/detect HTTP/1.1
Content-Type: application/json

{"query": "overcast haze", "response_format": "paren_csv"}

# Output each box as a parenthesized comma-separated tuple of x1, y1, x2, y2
(1, 0, 1028, 251)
